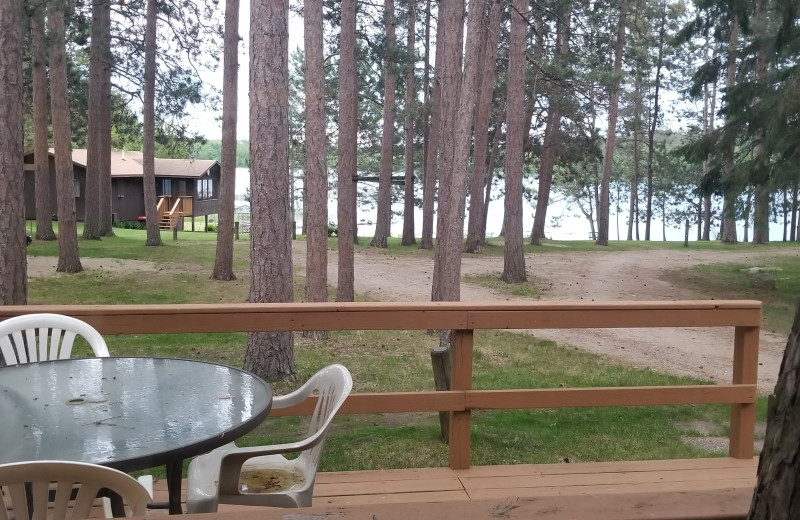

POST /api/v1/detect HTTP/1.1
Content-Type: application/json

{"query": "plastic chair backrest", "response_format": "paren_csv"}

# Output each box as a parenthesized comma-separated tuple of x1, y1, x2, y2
(0, 314, 109, 366)
(218, 364, 353, 490)
(292, 364, 353, 468)
(0, 460, 151, 519)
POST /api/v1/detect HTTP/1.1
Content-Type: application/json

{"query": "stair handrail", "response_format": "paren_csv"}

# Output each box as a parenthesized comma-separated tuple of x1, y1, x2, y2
(165, 197, 183, 230)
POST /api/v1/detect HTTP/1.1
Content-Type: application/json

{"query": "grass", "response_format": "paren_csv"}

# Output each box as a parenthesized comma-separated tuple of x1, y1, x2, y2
(462, 273, 542, 298)
(23, 222, 774, 475)
(662, 257, 800, 335)
(331, 234, 800, 257)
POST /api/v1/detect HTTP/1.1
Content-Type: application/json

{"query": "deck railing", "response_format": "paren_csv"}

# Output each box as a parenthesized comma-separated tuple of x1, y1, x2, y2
(0, 301, 761, 469)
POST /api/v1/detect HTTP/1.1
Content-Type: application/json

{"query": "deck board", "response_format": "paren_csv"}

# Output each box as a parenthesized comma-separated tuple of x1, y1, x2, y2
(144, 457, 758, 519)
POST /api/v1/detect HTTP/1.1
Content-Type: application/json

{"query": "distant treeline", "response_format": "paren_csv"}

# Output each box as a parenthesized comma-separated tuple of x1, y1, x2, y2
(193, 140, 250, 168)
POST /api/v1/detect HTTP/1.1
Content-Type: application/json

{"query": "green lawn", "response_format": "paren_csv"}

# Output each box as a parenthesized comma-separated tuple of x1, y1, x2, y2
(24, 224, 773, 475)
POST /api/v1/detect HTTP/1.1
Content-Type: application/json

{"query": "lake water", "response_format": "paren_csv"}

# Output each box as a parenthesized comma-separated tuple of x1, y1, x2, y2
(235, 168, 789, 242)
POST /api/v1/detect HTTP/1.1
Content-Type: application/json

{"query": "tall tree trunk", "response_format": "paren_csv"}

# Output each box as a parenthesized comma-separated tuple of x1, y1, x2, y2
(142, 0, 162, 247)
(401, 0, 417, 246)
(501, 0, 527, 282)
(303, 0, 329, 340)
(372, 0, 397, 248)
(49, 0, 82, 273)
(31, 6, 55, 241)
(627, 69, 642, 241)
(720, 13, 739, 245)
(211, 0, 239, 281)
(420, 0, 431, 206)
(644, 4, 665, 242)
(790, 177, 798, 242)
(96, 0, 114, 237)
(597, 7, 625, 247)
(84, 0, 106, 240)
(432, 0, 482, 303)
(301, 176, 307, 236)
(430, 0, 464, 300)
(743, 187, 751, 243)
(748, 303, 800, 519)
(782, 189, 788, 242)
(245, 0, 296, 383)
(0, 0, 26, 304)
(336, 0, 357, 302)
(532, 1, 572, 246)
(751, 0, 769, 245)
(482, 101, 505, 237)
(420, 2, 444, 250)
(701, 46, 715, 241)
(464, 0, 501, 253)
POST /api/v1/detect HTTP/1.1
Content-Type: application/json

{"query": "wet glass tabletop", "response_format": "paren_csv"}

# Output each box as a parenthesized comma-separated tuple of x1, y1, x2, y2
(0, 357, 272, 472)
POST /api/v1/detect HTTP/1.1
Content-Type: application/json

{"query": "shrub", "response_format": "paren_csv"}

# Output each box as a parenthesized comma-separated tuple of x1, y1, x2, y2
(114, 220, 144, 230)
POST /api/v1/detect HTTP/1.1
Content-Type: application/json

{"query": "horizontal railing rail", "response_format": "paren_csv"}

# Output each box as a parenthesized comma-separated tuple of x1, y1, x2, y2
(0, 300, 761, 469)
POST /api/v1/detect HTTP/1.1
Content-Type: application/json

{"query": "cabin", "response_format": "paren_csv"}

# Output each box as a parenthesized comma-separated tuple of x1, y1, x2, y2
(23, 149, 221, 229)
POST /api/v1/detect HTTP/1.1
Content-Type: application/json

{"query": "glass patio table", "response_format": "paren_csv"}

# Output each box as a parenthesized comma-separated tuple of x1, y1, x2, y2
(0, 357, 272, 514)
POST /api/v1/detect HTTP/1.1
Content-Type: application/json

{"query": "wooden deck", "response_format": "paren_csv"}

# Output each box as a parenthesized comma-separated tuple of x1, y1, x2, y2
(143, 457, 758, 519)
(1, 302, 764, 519)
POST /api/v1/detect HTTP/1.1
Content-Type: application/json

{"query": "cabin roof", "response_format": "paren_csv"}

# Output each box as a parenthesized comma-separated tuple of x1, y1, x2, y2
(29, 149, 219, 179)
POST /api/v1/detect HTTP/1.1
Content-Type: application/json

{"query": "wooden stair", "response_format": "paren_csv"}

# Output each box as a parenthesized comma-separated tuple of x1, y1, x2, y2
(158, 216, 172, 230)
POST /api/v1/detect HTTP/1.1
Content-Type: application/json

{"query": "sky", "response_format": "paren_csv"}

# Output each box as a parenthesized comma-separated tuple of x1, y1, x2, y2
(187, 2, 304, 141)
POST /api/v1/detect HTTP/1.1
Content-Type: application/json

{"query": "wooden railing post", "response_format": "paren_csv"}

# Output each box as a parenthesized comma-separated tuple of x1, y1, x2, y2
(449, 329, 473, 469)
(729, 325, 759, 458)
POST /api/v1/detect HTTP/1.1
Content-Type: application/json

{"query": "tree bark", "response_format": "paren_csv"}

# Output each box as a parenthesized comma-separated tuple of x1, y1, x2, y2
(336, 0, 358, 302)
(31, 5, 56, 241)
(790, 178, 798, 242)
(96, 0, 114, 237)
(245, 0, 296, 382)
(84, 0, 106, 240)
(705, 72, 718, 240)
(720, 13, 738, 245)
(531, 1, 571, 246)
(501, 0, 527, 282)
(464, 0, 501, 253)
(0, 0, 27, 304)
(432, 0, 482, 303)
(482, 102, 504, 237)
(420, 3, 445, 250)
(401, 0, 417, 246)
(211, 0, 239, 281)
(371, 0, 397, 248)
(644, 3, 665, 242)
(751, 0, 769, 245)
(748, 303, 800, 519)
(627, 69, 642, 242)
(49, 0, 83, 273)
(142, 0, 162, 247)
(303, 0, 329, 340)
(597, 7, 625, 247)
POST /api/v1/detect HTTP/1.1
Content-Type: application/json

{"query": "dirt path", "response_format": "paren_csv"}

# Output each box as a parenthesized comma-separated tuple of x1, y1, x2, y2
(301, 244, 798, 393)
(27, 244, 797, 393)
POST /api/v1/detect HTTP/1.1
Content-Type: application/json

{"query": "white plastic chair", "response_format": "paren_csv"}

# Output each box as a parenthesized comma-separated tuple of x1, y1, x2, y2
(186, 364, 353, 513)
(0, 313, 109, 366)
(0, 460, 151, 519)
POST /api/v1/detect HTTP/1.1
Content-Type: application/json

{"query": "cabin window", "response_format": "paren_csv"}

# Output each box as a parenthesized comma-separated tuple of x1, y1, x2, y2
(73, 180, 80, 198)
(162, 178, 172, 196)
(197, 178, 213, 200)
